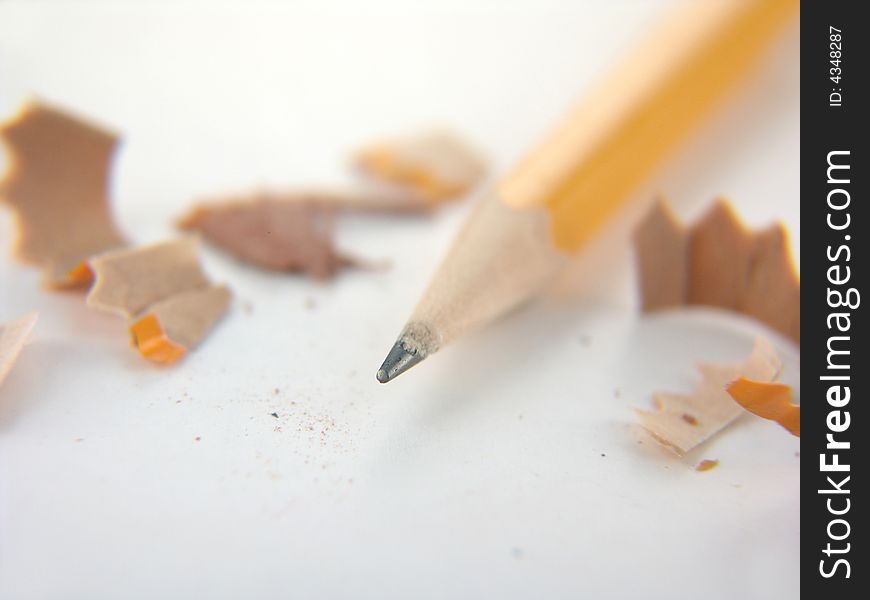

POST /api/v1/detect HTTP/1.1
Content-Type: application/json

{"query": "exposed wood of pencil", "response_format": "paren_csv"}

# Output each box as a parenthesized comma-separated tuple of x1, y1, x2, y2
(406, 191, 565, 351)
(377, 0, 798, 382)
(375, 191, 565, 382)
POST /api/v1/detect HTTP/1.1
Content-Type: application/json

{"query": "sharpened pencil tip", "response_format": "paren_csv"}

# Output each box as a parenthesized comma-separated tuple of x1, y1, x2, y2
(376, 339, 425, 383)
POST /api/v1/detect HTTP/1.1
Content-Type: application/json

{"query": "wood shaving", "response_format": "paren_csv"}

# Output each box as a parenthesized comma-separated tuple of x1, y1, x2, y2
(1, 102, 229, 363)
(632, 199, 687, 311)
(0, 312, 38, 387)
(178, 128, 486, 277)
(86, 238, 230, 364)
(688, 201, 755, 310)
(635, 338, 781, 455)
(633, 199, 800, 343)
(178, 196, 358, 279)
(0, 102, 126, 287)
(131, 285, 232, 364)
(739, 225, 801, 345)
(191, 188, 436, 216)
(356, 129, 486, 201)
(727, 377, 800, 436)
(87, 238, 210, 317)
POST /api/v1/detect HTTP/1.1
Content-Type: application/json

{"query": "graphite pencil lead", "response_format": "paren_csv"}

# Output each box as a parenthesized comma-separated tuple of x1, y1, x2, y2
(376, 339, 425, 383)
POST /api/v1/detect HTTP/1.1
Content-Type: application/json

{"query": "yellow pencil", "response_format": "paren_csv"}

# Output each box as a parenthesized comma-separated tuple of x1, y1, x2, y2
(376, 0, 799, 383)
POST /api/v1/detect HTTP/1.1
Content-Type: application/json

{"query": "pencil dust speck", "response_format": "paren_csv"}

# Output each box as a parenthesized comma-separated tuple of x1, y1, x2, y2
(681, 414, 698, 426)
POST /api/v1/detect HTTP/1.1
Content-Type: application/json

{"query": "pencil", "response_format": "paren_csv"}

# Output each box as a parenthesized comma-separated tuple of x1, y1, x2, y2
(376, 0, 799, 383)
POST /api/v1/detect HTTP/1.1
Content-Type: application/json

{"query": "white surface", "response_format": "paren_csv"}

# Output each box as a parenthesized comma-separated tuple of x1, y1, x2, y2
(1, 2, 800, 599)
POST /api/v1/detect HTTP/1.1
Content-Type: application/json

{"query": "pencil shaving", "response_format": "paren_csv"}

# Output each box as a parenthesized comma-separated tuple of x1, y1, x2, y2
(739, 225, 801, 345)
(191, 188, 437, 215)
(688, 201, 755, 310)
(87, 238, 210, 317)
(633, 199, 800, 343)
(284, 189, 438, 214)
(0, 102, 126, 287)
(86, 238, 230, 364)
(0, 102, 229, 364)
(131, 285, 232, 364)
(178, 196, 359, 279)
(632, 199, 688, 311)
(635, 337, 781, 455)
(356, 129, 486, 201)
(727, 377, 800, 436)
(0, 312, 38, 387)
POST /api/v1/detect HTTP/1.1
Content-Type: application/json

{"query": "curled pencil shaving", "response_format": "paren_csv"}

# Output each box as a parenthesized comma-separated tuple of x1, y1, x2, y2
(86, 238, 231, 364)
(0, 312, 38, 387)
(632, 199, 687, 311)
(189, 188, 441, 216)
(355, 129, 486, 201)
(178, 196, 361, 279)
(635, 337, 782, 455)
(178, 127, 487, 278)
(0, 102, 126, 287)
(633, 199, 800, 343)
(726, 377, 800, 436)
(87, 238, 210, 317)
(131, 285, 232, 364)
(0, 101, 229, 364)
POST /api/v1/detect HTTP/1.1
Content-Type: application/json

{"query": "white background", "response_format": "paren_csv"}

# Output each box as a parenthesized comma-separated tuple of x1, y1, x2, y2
(1, 1, 799, 598)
